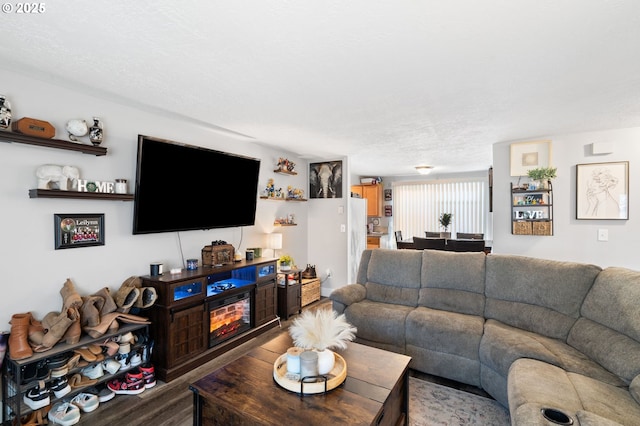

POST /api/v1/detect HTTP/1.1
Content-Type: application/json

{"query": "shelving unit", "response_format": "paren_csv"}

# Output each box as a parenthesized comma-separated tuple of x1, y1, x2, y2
(0, 131, 107, 156)
(511, 182, 554, 236)
(2, 323, 148, 423)
(273, 169, 297, 175)
(28, 189, 134, 201)
(277, 269, 302, 319)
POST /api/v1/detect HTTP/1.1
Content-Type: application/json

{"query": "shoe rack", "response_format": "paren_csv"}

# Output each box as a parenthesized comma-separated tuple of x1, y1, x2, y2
(1, 323, 148, 424)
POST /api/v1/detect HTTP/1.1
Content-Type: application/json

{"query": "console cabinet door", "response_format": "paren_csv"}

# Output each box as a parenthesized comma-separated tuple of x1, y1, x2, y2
(255, 280, 277, 326)
(167, 303, 208, 368)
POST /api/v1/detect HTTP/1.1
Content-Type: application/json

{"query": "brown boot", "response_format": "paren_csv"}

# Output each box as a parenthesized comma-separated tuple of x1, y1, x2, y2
(8, 313, 33, 360)
(33, 309, 75, 352)
(27, 316, 44, 347)
(61, 307, 81, 345)
(61, 278, 83, 310)
(80, 296, 102, 328)
(93, 287, 118, 316)
(114, 277, 141, 314)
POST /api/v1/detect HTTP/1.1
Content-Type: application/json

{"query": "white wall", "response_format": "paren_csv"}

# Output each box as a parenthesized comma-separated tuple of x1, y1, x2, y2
(0, 68, 310, 326)
(492, 128, 640, 269)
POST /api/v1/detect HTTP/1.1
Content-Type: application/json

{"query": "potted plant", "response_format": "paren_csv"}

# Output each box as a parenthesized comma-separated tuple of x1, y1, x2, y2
(279, 254, 294, 271)
(527, 167, 557, 189)
(439, 213, 453, 239)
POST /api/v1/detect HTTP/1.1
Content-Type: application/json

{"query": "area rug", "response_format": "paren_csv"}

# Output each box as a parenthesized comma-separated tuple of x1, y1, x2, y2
(409, 377, 510, 425)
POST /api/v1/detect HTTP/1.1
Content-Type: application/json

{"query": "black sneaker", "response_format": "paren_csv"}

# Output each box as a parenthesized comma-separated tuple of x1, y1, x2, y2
(20, 359, 49, 385)
(50, 376, 71, 398)
(23, 380, 50, 410)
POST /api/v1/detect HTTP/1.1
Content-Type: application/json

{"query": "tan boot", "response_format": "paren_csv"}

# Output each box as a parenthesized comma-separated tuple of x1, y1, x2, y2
(33, 309, 75, 352)
(114, 277, 141, 314)
(93, 287, 117, 316)
(61, 278, 83, 310)
(61, 307, 81, 345)
(8, 313, 33, 360)
(80, 296, 102, 328)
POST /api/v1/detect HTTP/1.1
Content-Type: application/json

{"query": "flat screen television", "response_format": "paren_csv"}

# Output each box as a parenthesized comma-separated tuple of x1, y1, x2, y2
(133, 135, 261, 234)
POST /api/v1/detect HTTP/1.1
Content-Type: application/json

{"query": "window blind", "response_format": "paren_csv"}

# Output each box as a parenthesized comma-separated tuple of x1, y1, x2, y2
(393, 179, 487, 241)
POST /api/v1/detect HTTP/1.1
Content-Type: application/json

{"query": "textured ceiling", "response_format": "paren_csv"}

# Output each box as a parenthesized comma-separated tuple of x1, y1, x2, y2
(2, 1, 640, 176)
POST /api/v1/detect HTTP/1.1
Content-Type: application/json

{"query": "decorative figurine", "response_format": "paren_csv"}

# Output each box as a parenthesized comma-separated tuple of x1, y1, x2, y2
(89, 117, 103, 146)
(0, 95, 11, 130)
(65, 119, 89, 142)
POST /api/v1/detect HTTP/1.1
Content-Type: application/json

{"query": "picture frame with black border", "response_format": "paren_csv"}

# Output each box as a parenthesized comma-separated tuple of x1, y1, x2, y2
(54, 213, 105, 249)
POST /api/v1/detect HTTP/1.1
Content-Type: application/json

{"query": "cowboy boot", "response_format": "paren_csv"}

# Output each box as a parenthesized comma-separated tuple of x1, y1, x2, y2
(8, 313, 33, 360)
(93, 287, 117, 316)
(27, 315, 44, 347)
(80, 296, 103, 328)
(61, 307, 81, 345)
(114, 277, 141, 314)
(60, 278, 83, 310)
(33, 309, 75, 352)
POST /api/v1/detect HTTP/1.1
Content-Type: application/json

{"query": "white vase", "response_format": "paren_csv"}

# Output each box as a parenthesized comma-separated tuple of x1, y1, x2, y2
(280, 263, 291, 271)
(0, 95, 11, 130)
(315, 349, 335, 375)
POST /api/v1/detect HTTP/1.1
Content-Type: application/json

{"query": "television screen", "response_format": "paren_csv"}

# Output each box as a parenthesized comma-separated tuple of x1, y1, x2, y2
(133, 135, 260, 234)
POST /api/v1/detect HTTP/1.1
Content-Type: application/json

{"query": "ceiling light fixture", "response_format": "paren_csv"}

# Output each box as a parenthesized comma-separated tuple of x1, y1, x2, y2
(415, 166, 433, 175)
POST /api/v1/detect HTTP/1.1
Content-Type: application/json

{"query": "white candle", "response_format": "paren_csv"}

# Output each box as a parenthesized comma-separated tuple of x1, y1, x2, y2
(287, 347, 303, 374)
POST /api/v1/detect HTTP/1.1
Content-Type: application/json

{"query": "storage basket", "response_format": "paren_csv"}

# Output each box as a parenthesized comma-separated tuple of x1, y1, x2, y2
(533, 221, 552, 236)
(513, 221, 532, 235)
(301, 278, 321, 307)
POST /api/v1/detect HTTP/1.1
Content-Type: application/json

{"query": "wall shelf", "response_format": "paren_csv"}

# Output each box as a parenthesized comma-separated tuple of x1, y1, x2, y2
(259, 196, 307, 202)
(273, 169, 297, 175)
(29, 189, 134, 201)
(0, 131, 107, 156)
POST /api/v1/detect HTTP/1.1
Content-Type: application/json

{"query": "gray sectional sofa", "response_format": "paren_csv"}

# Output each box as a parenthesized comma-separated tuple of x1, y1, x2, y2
(330, 249, 640, 426)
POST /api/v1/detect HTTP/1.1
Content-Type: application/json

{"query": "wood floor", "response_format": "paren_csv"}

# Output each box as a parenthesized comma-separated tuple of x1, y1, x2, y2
(74, 297, 491, 425)
(78, 299, 332, 426)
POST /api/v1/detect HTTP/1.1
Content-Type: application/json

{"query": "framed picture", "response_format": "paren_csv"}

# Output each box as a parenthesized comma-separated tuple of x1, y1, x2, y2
(576, 161, 629, 220)
(54, 213, 105, 249)
(384, 189, 392, 201)
(510, 140, 552, 177)
(309, 161, 343, 199)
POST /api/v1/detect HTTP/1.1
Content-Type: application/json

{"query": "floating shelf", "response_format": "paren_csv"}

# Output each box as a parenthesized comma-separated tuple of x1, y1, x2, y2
(273, 169, 297, 175)
(29, 189, 134, 201)
(274, 223, 297, 227)
(259, 196, 307, 202)
(0, 131, 107, 156)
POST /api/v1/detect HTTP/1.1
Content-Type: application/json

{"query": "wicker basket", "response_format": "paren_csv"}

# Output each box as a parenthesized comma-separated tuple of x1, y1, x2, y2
(301, 278, 321, 307)
(533, 221, 552, 236)
(513, 221, 532, 235)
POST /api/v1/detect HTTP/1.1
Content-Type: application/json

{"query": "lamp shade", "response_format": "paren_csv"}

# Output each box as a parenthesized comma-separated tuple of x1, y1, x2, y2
(266, 233, 283, 250)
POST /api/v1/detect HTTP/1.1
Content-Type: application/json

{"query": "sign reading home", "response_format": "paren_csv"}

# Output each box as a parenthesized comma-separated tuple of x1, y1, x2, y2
(77, 180, 115, 193)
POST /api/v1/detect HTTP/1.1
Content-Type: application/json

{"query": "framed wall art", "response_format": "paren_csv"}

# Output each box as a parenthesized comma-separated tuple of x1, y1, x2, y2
(54, 213, 105, 249)
(510, 140, 552, 177)
(309, 161, 343, 199)
(576, 161, 629, 220)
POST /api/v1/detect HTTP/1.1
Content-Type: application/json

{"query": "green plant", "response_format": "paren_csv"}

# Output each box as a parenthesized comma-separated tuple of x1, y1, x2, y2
(439, 213, 453, 231)
(527, 167, 557, 181)
(279, 254, 293, 265)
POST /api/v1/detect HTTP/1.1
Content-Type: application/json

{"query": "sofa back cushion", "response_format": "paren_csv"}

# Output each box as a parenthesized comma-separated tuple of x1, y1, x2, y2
(568, 267, 640, 382)
(364, 249, 422, 307)
(485, 254, 601, 340)
(418, 250, 486, 316)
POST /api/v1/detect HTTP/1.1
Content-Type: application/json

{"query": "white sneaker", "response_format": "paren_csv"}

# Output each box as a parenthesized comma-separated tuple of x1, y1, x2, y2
(70, 392, 99, 413)
(102, 358, 121, 375)
(81, 363, 104, 380)
(48, 402, 81, 425)
(130, 352, 142, 367)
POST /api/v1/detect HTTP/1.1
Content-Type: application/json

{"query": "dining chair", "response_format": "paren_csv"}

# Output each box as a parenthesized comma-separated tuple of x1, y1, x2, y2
(394, 231, 403, 243)
(413, 236, 446, 250)
(456, 232, 484, 240)
(445, 239, 486, 252)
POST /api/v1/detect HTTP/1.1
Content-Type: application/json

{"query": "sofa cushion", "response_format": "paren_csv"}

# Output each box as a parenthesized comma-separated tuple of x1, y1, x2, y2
(631, 375, 640, 405)
(568, 267, 640, 383)
(508, 359, 640, 426)
(406, 306, 484, 386)
(365, 249, 422, 307)
(485, 254, 601, 340)
(343, 299, 413, 349)
(418, 250, 486, 316)
(480, 320, 625, 387)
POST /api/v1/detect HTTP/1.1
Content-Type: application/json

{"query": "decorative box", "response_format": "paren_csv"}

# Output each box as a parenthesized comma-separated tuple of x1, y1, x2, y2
(202, 244, 235, 266)
(11, 117, 55, 139)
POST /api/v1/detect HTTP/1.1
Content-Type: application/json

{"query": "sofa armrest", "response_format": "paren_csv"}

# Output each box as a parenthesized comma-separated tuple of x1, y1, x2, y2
(330, 284, 366, 310)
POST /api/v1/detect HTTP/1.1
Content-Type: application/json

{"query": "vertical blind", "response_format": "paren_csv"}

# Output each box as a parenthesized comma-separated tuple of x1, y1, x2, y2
(393, 179, 487, 240)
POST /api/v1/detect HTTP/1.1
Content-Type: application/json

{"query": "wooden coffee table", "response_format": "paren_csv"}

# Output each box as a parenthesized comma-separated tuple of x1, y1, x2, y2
(190, 332, 411, 425)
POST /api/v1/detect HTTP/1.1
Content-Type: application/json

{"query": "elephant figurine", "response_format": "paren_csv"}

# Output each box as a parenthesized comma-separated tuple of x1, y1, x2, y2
(310, 161, 343, 198)
(36, 164, 80, 190)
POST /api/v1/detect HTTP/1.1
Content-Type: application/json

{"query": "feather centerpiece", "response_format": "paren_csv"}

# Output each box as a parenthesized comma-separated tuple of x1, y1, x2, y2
(289, 309, 357, 351)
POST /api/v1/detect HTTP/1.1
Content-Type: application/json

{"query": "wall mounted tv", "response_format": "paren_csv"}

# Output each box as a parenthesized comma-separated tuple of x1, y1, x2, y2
(133, 135, 261, 234)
